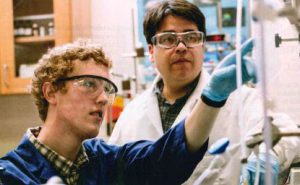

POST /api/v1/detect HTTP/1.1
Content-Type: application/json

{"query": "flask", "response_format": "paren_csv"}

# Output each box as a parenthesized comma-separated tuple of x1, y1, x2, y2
(24, 21, 32, 36)
(18, 21, 25, 36)
(32, 23, 39, 36)
(39, 26, 45, 37)
(121, 79, 132, 106)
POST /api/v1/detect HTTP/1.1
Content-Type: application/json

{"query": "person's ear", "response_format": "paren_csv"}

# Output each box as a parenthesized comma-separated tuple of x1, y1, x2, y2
(42, 82, 57, 105)
(148, 44, 154, 63)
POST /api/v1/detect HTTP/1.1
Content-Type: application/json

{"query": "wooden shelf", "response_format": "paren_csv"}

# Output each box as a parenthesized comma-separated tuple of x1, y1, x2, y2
(14, 14, 54, 21)
(0, 0, 71, 94)
(15, 36, 55, 43)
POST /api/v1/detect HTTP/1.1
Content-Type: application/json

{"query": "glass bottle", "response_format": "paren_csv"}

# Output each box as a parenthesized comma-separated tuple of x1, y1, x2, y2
(32, 23, 39, 36)
(48, 21, 54, 36)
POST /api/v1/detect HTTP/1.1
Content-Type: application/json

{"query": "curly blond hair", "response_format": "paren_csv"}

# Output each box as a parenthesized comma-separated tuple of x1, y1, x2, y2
(31, 41, 112, 121)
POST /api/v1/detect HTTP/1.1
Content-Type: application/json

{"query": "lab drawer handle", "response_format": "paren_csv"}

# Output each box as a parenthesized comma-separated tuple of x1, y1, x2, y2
(3, 64, 9, 87)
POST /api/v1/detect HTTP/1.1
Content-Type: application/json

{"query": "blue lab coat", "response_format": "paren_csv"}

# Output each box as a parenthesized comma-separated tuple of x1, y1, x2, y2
(0, 121, 208, 185)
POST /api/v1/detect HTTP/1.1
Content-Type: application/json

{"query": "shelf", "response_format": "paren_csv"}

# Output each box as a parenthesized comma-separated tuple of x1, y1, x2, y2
(0, 0, 71, 94)
(15, 36, 55, 43)
(14, 14, 54, 21)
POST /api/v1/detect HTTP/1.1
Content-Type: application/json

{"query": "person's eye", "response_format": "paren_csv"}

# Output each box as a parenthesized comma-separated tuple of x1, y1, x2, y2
(186, 34, 200, 43)
(160, 35, 176, 44)
(81, 79, 97, 88)
(105, 85, 113, 94)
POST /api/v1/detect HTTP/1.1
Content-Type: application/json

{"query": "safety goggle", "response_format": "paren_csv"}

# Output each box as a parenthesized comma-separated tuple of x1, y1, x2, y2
(55, 75, 118, 104)
(151, 31, 205, 49)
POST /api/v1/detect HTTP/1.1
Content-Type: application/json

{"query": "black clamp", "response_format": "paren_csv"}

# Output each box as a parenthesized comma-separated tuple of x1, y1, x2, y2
(275, 33, 300, 47)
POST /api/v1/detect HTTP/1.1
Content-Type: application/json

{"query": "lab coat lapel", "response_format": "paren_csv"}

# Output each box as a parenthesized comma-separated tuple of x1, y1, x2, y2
(143, 80, 164, 136)
(143, 70, 211, 134)
(143, 75, 163, 136)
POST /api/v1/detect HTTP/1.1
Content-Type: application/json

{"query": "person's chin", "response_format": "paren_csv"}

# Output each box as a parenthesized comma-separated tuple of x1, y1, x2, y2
(84, 123, 100, 138)
(173, 72, 194, 80)
(171, 62, 192, 70)
(85, 128, 100, 139)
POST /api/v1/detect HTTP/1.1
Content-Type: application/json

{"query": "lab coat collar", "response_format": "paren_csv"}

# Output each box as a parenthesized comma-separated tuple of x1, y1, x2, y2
(143, 89, 164, 135)
(173, 70, 210, 125)
(149, 69, 211, 129)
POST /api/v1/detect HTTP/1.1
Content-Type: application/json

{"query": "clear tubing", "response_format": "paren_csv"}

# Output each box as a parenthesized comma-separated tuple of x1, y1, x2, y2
(253, 1, 272, 184)
(235, 0, 248, 184)
(257, 21, 272, 185)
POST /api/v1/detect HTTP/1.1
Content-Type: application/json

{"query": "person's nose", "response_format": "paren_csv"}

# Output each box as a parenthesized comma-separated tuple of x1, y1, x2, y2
(96, 90, 108, 106)
(175, 40, 188, 53)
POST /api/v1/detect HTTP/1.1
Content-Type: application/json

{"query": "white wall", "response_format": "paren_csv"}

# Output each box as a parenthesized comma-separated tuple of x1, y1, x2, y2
(91, 0, 139, 94)
(90, 0, 140, 139)
(252, 0, 300, 123)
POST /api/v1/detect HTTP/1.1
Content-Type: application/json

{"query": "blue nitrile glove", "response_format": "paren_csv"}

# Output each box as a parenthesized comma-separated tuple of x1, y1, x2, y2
(243, 153, 280, 185)
(201, 38, 257, 107)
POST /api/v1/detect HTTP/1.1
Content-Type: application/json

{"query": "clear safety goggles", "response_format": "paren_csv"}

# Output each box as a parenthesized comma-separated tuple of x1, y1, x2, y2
(151, 31, 205, 49)
(56, 75, 118, 104)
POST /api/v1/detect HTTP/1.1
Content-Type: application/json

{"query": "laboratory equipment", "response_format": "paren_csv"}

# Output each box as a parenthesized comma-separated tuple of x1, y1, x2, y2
(204, 33, 235, 73)
(244, 116, 300, 185)
(208, 137, 230, 155)
(245, 152, 280, 185)
(107, 72, 136, 135)
(206, 33, 226, 42)
(280, 0, 300, 32)
(275, 33, 300, 47)
(252, 0, 300, 38)
(193, 140, 240, 185)
(289, 167, 300, 185)
(111, 72, 136, 103)
(246, 118, 300, 149)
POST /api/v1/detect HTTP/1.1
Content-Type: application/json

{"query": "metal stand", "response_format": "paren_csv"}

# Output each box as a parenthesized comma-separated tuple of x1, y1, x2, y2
(275, 33, 300, 47)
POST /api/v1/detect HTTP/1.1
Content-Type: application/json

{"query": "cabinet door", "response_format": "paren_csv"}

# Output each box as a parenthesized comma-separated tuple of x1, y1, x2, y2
(0, 0, 71, 94)
(0, 0, 18, 94)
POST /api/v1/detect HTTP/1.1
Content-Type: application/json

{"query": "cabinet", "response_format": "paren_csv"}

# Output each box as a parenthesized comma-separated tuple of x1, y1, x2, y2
(0, 0, 72, 94)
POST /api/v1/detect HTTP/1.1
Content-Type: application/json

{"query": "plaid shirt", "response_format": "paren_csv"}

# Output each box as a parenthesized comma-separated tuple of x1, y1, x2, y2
(27, 127, 89, 185)
(154, 75, 199, 133)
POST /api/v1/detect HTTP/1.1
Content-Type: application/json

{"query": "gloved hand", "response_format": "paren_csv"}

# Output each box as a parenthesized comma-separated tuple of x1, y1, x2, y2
(202, 38, 257, 107)
(242, 153, 280, 185)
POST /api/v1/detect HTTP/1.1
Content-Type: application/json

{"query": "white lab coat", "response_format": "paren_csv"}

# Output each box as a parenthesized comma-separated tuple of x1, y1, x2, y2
(109, 70, 300, 185)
